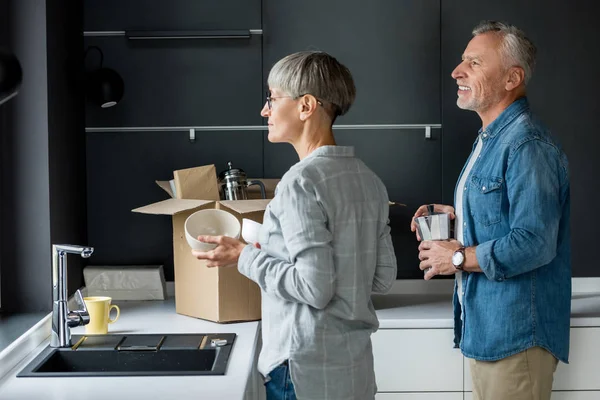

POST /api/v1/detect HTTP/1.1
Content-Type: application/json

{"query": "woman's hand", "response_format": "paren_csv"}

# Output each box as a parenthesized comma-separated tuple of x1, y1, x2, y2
(191, 235, 248, 267)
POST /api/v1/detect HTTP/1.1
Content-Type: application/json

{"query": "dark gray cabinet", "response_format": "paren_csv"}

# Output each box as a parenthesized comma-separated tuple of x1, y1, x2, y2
(84, 35, 263, 127)
(86, 130, 264, 280)
(84, 0, 263, 127)
(83, 0, 264, 279)
(262, 0, 441, 125)
(441, 0, 600, 277)
(263, 127, 442, 278)
(262, 0, 443, 277)
(84, 0, 261, 31)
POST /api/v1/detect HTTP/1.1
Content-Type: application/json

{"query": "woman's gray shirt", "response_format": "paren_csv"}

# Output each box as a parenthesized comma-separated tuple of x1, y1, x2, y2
(238, 145, 397, 400)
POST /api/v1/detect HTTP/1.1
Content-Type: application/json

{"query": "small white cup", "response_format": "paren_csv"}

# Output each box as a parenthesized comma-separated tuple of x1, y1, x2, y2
(184, 209, 241, 251)
(241, 219, 262, 244)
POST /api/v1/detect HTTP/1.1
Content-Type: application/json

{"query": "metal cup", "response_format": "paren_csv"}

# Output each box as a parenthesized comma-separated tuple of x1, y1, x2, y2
(415, 213, 451, 241)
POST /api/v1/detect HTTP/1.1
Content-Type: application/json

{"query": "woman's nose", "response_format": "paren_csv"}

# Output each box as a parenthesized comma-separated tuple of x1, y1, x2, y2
(260, 102, 270, 117)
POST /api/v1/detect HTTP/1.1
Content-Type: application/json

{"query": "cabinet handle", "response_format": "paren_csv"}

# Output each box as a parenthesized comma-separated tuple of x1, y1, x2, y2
(125, 30, 251, 40)
(84, 30, 263, 37)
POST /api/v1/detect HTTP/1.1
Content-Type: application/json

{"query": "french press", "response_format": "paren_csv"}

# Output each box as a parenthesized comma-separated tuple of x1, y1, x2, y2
(218, 161, 266, 200)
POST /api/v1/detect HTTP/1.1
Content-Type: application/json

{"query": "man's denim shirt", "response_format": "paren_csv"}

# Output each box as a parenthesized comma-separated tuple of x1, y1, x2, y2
(454, 97, 571, 363)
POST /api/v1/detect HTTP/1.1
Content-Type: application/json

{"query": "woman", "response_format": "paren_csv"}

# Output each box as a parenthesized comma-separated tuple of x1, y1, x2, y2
(193, 51, 397, 400)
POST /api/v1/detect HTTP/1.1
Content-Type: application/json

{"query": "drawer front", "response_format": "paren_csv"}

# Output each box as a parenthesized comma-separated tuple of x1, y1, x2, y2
(554, 327, 600, 390)
(468, 392, 600, 400)
(373, 329, 463, 392)
(377, 394, 462, 399)
(465, 327, 600, 392)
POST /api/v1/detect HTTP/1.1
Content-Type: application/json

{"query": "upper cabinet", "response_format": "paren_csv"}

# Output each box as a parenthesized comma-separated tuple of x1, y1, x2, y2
(262, 0, 441, 125)
(83, 0, 263, 127)
(84, 0, 261, 31)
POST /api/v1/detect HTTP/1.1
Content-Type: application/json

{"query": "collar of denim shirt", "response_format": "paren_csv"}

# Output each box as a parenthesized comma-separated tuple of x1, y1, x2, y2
(479, 96, 530, 140)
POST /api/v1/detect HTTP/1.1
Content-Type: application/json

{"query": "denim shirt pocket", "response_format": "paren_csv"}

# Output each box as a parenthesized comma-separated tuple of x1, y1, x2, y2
(469, 175, 503, 226)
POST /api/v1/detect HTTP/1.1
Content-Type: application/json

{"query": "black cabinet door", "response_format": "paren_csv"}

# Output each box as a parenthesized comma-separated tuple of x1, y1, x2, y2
(84, 35, 263, 127)
(442, 0, 600, 277)
(84, 0, 263, 127)
(262, 0, 441, 124)
(84, 0, 261, 31)
(263, 128, 442, 279)
(86, 130, 264, 280)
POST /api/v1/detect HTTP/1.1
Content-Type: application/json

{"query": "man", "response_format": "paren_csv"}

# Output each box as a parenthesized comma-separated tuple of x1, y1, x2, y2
(192, 51, 397, 400)
(411, 21, 570, 400)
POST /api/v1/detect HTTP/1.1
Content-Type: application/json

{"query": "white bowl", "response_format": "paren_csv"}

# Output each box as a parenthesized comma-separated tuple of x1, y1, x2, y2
(241, 218, 262, 244)
(184, 209, 241, 251)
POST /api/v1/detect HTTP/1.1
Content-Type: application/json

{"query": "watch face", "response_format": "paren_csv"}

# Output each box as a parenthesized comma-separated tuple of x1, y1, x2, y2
(452, 251, 464, 267)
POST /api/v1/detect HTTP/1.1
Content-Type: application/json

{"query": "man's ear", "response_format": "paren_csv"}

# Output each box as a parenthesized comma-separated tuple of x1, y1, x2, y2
(505, 67, 525, 90)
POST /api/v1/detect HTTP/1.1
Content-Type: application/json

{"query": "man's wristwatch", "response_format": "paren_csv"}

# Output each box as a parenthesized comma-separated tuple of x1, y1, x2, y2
(452, 246, 466, 270)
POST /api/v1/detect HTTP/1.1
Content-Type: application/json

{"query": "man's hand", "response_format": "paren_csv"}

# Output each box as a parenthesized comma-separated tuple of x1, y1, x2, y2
(191, 235, 248, 267)
(410, 204, 456, 241)
(418, 239, 462, 280)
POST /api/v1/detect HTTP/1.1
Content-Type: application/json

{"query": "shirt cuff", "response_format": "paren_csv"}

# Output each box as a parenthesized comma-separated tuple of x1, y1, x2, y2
(238, 244, 260, 281)
(475, 240, 506, 282)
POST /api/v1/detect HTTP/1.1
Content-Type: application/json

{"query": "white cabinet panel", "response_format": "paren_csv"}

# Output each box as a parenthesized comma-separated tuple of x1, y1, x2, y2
(376, 394, 462, 399)
(465, 328, 600, 392)
(373, 329, 463, 392)
(554, 327, 600, 390)
(551, 392, 600, 400)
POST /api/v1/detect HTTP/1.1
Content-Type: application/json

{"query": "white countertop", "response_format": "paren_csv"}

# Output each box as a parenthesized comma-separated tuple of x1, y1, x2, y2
(372, 292, 600, 329)
(0, 298, 261, 400)
(372, 278, 600, 329)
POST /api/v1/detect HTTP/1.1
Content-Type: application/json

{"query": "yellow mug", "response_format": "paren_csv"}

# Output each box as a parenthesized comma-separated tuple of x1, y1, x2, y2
(83, 296, 120, 335)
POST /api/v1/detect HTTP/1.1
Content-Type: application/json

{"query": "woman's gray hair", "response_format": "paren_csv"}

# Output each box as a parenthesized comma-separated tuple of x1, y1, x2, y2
(472, 20, 537, 85)
(267, 51, 356, 118)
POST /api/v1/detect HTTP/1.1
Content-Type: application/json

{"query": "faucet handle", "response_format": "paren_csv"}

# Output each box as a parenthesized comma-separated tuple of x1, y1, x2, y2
(73, 289, 87, 312)
(67, 289, 90, 327)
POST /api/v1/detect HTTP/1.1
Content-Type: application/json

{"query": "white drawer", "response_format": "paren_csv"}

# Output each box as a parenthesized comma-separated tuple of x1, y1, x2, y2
(551, 392, 600, 400)
(373, 329, 463, 392)
(554, 327, 600, 390)
(469, 393, 600, 400)
(464, 327, 600, 392)
(376, 393, 462, 399)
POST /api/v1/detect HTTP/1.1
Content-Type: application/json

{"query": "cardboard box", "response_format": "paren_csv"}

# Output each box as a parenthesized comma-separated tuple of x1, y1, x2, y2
(133, 164, 277, 323)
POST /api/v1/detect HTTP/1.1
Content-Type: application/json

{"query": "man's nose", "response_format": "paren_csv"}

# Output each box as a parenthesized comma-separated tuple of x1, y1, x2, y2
(451, 63, 465, 79)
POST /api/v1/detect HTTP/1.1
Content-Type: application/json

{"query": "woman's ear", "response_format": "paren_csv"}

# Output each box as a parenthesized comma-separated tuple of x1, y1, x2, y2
(298, 95, 317, 121)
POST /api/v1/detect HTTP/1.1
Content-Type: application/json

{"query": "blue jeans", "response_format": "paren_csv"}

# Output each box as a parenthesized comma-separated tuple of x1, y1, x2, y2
(265, 362, 296, 400)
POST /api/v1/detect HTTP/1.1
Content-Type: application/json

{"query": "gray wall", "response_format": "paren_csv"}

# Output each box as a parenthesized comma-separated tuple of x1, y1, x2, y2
(0, 0, 86, 312)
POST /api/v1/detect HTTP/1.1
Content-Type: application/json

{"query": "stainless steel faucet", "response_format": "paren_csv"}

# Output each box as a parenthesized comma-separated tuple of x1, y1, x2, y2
(51, 244, 94, 348)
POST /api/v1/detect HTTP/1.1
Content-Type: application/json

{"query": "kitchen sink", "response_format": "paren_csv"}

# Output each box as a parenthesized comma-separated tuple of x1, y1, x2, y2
(17, 333, 236, 377)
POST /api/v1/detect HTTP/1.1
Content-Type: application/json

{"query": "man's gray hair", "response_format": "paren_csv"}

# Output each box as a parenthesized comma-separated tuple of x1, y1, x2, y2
(472, 20, 537, 85)
(267, 51, 356, 117)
